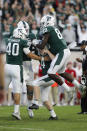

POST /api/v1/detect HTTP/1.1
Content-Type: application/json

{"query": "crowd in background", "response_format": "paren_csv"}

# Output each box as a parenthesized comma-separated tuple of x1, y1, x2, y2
(1, 0, 87, 44)
(0, 0, 84, 106)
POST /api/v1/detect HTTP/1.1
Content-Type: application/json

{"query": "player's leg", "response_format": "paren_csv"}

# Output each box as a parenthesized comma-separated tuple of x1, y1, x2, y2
(29, 75, 55, 109)
(41, 86, 58, 120)
(12, 65, 22, 120)
(4, 64, 12, 105)
(21, 82, 27, 105)
(60, 72, 81, 88)
(23, 61, 37, 117)
(0, 54, 5, 103)
(48, 49, 71, 91)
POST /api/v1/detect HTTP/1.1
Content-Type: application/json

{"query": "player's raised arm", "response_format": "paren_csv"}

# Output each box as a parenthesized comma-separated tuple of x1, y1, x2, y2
(36, 33, 50, 49)
(32, 15, 55, 50)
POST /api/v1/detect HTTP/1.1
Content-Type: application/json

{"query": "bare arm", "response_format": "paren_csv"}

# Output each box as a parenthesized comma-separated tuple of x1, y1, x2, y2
(43, 49, 55, 60)
(27, 52, 41, 61)
(76, 58, 82, 63)
(36, 33, 50, 50)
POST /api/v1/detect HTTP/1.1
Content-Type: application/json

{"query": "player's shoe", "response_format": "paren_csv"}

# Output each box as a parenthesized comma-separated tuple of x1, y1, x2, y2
(12, 112, 21, 120)
(29, 104, 39, 110)
(28, 109, 34, 118)
(77, 112, 84, 114)
(84, 112, 87, 114)
(48, 116, 58, 120)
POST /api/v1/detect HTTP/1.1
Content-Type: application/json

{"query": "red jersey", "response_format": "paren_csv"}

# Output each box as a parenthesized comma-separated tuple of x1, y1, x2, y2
(65, 69, 76, 87)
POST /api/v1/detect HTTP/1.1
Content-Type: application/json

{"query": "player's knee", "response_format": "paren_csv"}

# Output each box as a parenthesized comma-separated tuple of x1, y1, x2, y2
(47, 69, 56, 75)
(29, 80, 38, 87)
(41, 90, 49, 102)
(41, 95, 48, 103)
(27, 89, 33, 97)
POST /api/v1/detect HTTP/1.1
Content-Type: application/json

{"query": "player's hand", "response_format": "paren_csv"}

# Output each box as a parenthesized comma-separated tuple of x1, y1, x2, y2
(32, 40, 41, 46)
(80, 44, 86, 50)
(39, 49, 45, 55)
(76, 58, 81, 62)
(0, 89, 5, 104)
(43, 49, 49, 54)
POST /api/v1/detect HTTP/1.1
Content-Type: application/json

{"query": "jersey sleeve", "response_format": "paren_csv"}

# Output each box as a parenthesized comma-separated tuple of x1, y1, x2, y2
(21, 39, 29, 48)
(42, 26, 54, 35)
(28, 33, 36, 41)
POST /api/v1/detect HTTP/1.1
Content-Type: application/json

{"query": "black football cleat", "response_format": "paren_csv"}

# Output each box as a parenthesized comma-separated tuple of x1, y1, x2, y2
(48, 116, 58, 120)
(29, 104, 39, 110)
(83, 112, 87, 114)
(77, 112, 84, 114)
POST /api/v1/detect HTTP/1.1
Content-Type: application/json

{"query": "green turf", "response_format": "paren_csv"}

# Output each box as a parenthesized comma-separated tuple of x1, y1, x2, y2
(0, 106, 87, 131)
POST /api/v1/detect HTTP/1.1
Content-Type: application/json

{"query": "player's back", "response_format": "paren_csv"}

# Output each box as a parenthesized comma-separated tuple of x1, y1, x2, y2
(42, 26, 67, 55)
(5, 36, 28, 65)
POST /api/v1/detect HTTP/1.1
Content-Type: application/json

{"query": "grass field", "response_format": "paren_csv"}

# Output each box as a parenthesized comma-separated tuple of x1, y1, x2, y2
(0, 106, 87, 131)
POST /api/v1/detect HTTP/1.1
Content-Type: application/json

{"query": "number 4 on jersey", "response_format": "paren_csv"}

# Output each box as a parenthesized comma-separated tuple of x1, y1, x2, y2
(6, 42, 19, 56)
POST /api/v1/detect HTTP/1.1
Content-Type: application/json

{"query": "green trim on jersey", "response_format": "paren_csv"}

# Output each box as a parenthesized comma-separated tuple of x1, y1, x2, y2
(20, 65, 23, 83)
(41, 61, 51, 76)
(5, 37, 29, 65)
(55, 51, 64, 66)
(42, 26, 67, 55)
(43, 77, 52, 82)
(23, 33, 36, 61)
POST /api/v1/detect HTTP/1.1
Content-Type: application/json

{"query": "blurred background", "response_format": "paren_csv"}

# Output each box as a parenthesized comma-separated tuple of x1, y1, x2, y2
(0, 0, 86, 106)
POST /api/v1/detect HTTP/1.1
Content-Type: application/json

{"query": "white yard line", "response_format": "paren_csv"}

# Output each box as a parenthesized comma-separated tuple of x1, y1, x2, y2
(0, 126, 47, 131)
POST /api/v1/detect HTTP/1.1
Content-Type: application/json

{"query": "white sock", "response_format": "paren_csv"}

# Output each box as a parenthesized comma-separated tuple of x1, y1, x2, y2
(50, 110, 56, 117)
(22, 93, 27, 105)
(28, 100, 33, 107)
(14, 104, 20, 113)
(34, 100, 39, 105)
(72, 79, 80, 88)
(62, 83, 70, 91)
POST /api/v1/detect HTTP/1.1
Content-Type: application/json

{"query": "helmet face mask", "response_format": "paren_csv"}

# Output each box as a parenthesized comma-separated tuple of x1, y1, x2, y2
(13, 28, 27, 39)
(17, 21, 29, 36)
(40, 15, 55, 31)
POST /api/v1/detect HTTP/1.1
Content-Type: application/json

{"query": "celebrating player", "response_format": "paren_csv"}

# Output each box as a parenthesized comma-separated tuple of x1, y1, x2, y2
(4, 27, 47, 120)
(32, 15, 82, 91)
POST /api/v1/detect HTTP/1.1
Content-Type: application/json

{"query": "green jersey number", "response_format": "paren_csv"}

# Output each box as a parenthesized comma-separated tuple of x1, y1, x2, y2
(6, 42, 19, 56)
(55, 28, 63, 39)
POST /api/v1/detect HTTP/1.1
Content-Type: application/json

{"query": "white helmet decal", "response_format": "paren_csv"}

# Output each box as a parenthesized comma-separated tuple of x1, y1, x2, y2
(17, 21, 29, 36)
(40, 15, 55, 29)
(13, 28, 27, 39)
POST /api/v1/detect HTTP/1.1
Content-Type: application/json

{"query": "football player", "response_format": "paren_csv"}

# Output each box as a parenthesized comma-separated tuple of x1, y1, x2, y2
(32, 15, 82, 91)
(17, 21, 39, 118)
(0, 50, 5, 104)
(4, 27, 47, 120)
(30, 49, 58, 120)
(0, 32, 5, 104)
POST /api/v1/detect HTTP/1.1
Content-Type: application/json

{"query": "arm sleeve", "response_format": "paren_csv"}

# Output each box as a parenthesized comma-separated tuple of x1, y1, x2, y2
(23, 47, 30, 55)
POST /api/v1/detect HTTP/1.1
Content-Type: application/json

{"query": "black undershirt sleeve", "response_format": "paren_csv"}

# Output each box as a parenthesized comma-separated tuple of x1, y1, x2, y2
(36, 33, 50, 50)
